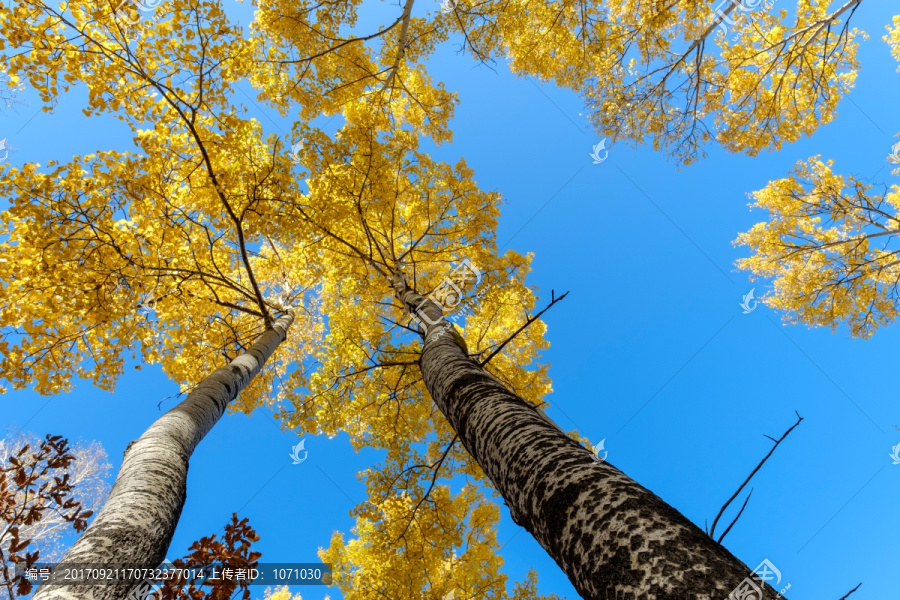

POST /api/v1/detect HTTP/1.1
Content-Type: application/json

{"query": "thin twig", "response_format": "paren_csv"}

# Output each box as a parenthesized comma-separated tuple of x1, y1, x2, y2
(708, 411, 803, 540)
(837, 583, 862, 600)
(716, 488, 752, 544)
(479, 290, 570, 366)
(395, 434, 458, 541)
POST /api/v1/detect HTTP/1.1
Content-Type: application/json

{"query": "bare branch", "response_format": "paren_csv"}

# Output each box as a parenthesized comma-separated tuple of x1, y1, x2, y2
(715, 488, 752, 544)
(479, 290, 569, 366)
(837, 582, 862, 600)
(708, 411, 803, 540)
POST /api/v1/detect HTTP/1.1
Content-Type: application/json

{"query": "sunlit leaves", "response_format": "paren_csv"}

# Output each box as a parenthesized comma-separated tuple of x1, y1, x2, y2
(0, 0, 322, 401)
(885, 14, 900, 69)
(734, 12, 900, 338)
(712, 0, 864, 156)
(429, 0, 863, 163)
(735, 157, 900, 338)
(320, 476, 560, 600)
(5, 0, 859, 595)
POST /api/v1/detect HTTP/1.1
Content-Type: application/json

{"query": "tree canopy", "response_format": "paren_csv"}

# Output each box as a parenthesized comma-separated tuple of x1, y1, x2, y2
(0, 0, 880, 597)
(736, 15, 900, 338)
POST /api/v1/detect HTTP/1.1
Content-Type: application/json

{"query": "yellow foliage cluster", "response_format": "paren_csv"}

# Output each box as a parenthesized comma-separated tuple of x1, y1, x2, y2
(735, 158, 900, 338)
(0, 0, 330, 400)
(432, 0, 863, 162)
(321, 474, 558, 600)
(0, 0, 879, 595)
(0, 0, 556, 594)
(735, 14, 900, 339)
(258, 585, 310, 600)
(885, 15, 900, 69)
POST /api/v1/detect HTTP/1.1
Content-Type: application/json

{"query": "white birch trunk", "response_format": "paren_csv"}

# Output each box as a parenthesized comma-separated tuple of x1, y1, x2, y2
(392, 278, 782, 600)
(32, 313, 293, 600)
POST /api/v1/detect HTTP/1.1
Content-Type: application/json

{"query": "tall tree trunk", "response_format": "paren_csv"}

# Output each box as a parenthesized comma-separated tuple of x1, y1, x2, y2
(33, 313, 293, 600)
(392, 277, 781, 600)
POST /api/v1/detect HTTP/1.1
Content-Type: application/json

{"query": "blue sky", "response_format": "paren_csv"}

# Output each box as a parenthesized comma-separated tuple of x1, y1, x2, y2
(3, 1, 900, 599)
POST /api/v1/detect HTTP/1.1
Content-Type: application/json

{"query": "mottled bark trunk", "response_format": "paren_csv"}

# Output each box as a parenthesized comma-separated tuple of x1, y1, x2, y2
(32, 313, 293, 600)
(392, 278, 781, 600)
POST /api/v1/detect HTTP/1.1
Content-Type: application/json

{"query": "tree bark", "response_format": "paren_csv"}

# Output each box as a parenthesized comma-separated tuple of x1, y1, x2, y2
(392, 277, 782, 600)
(32, 313, 293, 600)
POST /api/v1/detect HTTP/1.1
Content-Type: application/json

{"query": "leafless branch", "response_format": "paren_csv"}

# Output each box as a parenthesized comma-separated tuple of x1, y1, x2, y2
(837, 582, 862, 600)
(708, 411, 803, 540)
(479, 290, 569, 366)
(715, 488, 752, 544)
